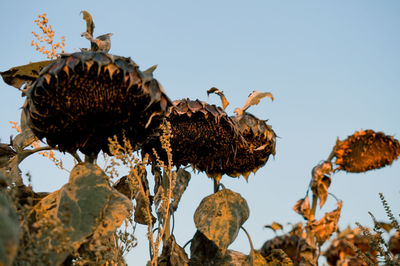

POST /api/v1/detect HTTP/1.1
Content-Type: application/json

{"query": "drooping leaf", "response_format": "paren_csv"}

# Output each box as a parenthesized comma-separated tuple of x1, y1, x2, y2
(376, 221, 394, 233)
(264, 221, 284, 233)
(234, 91, 274, 115)
(207, 87, 230, 110)
(158, 235, 189, 266)
(310, 161, 332, 208)
(171, 168, 191, 212)
(293, 197, 311, 221)
(193, 188, 249, 253)
(0, 60, 53, 89)
(0, 190, 20, 266)
(80, 10, 95, 36)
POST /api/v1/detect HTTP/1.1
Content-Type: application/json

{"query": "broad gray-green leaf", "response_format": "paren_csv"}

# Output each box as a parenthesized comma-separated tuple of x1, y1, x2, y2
(0, 60, 53, 89)
(0, 190, 20, 266)
(193, 188, 249, 253)
(234, 91, 274, 115)
(207, 87, 230, 110)
(30, 162, 132, 264)
(171, 168, 191, 212)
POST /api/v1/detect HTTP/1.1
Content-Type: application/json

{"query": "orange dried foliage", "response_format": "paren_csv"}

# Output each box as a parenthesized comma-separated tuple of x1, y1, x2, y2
(31, 13, 65, 59)
(9, 121, 65, 170)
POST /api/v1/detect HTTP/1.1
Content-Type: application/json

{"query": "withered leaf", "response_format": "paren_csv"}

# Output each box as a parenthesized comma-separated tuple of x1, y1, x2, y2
(171, 168, 191, 212)
(158, 235, 189, 266)
(264, 221, 284, 232)
(309, 201, 342, 246)
(293, 197, 312, 221)
(0, 143, 16, 168)
(207, 87, 230, 110)
(376, 221, 394, 233)
(193, 188, 249, 253)
(0, 190, 20, 266)
(310, 161, 332, 208)
(80, 10, 95, 36)
(0, 60, 53, 89)
(234, 91, 274, 115)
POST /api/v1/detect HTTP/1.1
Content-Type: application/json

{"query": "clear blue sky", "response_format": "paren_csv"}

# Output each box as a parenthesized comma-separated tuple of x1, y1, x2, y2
(1, 1, 399, 264)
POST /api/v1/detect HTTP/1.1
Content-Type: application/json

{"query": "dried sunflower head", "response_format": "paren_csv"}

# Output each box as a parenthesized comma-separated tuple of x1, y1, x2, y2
(143, 99, 240, 182)
(324, 227, 378, 265)
(23, 51, 171, 155)
(334, 129, 400, 173)
(230, 113, 276, 180)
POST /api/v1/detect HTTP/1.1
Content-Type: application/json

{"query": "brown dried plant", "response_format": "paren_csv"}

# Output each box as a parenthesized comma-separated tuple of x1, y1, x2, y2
(108, 122, 177, 266)
(31, 13, 65, 59)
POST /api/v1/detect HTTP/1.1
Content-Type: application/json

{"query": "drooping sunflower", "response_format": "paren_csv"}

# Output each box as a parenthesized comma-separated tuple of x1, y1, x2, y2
(23, 51, 171, 155)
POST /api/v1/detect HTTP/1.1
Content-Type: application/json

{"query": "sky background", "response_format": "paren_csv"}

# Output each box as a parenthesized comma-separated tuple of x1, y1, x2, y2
(1, 1, 400, 264)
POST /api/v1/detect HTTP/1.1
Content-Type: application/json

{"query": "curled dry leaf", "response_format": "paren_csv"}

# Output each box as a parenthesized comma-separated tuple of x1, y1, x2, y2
(293, 196, 312, 221)
(307, 201, 342, 246)
(234, 91, 274, 115)
(193, 188, 249, 253)
(80, 10, 95, 36)
(310, 161, 333, 208)
(207, 87, 230, 110)
(264, 221, 284, 232)
(389, 231, 400, 256)
(334, 129, 400, 173)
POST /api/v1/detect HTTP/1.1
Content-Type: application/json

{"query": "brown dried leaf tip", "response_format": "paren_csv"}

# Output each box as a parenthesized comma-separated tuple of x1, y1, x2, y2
(23, 51, 171, 155)
(334, 129, 400, 173)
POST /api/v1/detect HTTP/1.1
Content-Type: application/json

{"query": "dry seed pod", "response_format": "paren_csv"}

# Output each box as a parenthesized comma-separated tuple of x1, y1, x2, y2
(23, 51, 171, 155)
(230, 113, 276, 179)
(334, 129, 400, 173)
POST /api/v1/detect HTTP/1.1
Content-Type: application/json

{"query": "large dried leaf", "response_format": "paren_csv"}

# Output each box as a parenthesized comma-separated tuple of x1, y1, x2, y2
(246, 249, 268, 265)
(30, 162, 132, 264)
(0, 60, 53, 89)
(334, 129, 400, 173)
(207, 87, 230, 110)
(171, 168, 191, 212)
(234, 91, 274, 115)
(0, 191, 19, 266)
(293, 197, 312, 221)
(308, 201, 342, 246)
(193, 188, 249, 253)
(262, 249, 293, 265)
(158, 235, 189, 266)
